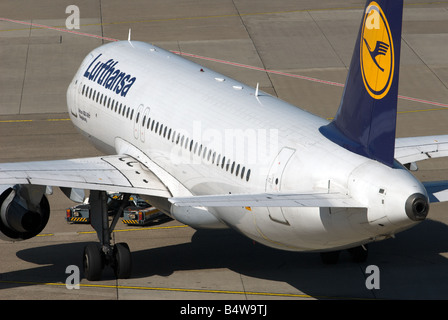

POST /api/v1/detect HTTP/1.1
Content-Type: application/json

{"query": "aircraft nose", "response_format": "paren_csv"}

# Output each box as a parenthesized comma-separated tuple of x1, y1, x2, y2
(405, 193, 429, 221)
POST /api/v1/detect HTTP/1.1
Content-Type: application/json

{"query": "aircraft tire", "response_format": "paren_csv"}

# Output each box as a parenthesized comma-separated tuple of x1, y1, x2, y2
(320, 251, 340, 264)
(113, 242, 132, 279)
(83, 243, 104, 281)
(348, 245, 368, 263)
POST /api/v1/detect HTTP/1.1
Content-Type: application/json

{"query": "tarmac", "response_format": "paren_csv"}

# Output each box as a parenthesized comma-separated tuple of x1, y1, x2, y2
(0, 0, 448, 302)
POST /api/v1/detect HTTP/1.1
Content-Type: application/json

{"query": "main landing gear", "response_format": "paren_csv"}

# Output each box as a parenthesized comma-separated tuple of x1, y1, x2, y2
(82, 191, 132, 281)
(320, 245, 368, 264)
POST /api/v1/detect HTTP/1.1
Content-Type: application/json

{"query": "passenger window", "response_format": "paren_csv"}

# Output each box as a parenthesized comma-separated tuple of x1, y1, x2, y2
(235, 164, 240, 176)
(240, 167, 245, 179)
(246, 169, 251, 181)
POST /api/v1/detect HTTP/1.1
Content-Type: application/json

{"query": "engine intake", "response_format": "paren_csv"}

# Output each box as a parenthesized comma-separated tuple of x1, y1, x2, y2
(0, 185, 50, 241)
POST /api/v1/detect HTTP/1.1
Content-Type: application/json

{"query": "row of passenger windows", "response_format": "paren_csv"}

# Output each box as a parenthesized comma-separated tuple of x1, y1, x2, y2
(82, 84, 134, 120)
(138, 114, 252, 182)
(81, 84, 251, 182)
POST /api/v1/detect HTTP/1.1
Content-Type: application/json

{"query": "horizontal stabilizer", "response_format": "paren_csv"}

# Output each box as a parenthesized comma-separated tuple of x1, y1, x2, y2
(423, 181, 448, 203)
(395, 135, 448, 165)
(169, 192, 364, 208)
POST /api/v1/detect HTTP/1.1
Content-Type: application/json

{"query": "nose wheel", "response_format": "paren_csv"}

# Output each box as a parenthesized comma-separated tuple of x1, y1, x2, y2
(82, 191, 132, 281)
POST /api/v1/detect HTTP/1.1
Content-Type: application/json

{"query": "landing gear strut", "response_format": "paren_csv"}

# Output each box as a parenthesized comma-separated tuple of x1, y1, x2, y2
(320, 245, 368, 264)
(83, 191, 132, 281)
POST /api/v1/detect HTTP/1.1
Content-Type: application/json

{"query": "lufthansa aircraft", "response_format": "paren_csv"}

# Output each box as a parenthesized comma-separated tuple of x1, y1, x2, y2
(2, 0, 448, 280)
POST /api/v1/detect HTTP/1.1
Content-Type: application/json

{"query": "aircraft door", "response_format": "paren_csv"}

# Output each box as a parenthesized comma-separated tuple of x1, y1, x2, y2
(265, 147, 296, 224)
(140, 107, 150, 142)
(68, 78, 79, 118)
(133, 104, 144, 139)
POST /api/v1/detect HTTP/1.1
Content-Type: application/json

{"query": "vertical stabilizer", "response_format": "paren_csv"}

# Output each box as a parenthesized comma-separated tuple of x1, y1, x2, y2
(320, 0, 403, 167)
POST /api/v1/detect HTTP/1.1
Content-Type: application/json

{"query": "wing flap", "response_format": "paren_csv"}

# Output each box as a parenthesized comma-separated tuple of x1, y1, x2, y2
(0, 155, 171, 197)
(169, 192, 364, 208)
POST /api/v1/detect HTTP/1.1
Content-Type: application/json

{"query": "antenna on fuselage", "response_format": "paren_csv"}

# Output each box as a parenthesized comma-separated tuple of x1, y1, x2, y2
(127, 28, 135, 48)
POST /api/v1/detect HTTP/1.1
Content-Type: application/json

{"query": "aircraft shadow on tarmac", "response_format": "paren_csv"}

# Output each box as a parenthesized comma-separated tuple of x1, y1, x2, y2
(3, 218, 448, 299)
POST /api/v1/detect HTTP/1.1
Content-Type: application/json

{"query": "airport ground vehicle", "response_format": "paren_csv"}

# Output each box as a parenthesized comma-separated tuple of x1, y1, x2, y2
(66, 203, 90, 223)
(66, 193, 165, 225)
(122, 205, 166, 225)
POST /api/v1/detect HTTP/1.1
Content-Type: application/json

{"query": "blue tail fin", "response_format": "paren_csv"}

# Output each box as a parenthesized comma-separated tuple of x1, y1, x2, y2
(320, 0, 403, 167)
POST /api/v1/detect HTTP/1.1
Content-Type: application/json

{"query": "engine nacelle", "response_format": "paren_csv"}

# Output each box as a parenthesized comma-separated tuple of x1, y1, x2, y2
(0, 185, 50, 241)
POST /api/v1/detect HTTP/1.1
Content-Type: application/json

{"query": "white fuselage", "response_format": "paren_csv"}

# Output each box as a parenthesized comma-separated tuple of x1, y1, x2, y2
(67, 41, 427, 252)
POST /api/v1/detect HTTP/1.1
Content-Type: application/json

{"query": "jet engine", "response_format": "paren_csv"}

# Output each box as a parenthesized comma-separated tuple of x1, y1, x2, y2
(0, 185, 50, 241)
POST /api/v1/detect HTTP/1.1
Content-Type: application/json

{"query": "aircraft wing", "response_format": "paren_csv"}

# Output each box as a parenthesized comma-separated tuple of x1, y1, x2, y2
(395, 135, 448, 165)
(169, 192, 364, 208)
(0, 155, 171, 198)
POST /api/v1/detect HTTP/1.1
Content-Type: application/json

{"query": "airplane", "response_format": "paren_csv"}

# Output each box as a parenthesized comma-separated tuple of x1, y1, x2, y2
(1, 0, 448, 281)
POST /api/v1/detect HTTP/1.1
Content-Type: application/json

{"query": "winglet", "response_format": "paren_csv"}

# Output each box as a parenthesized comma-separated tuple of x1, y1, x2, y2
(319, 0, 404, 167)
